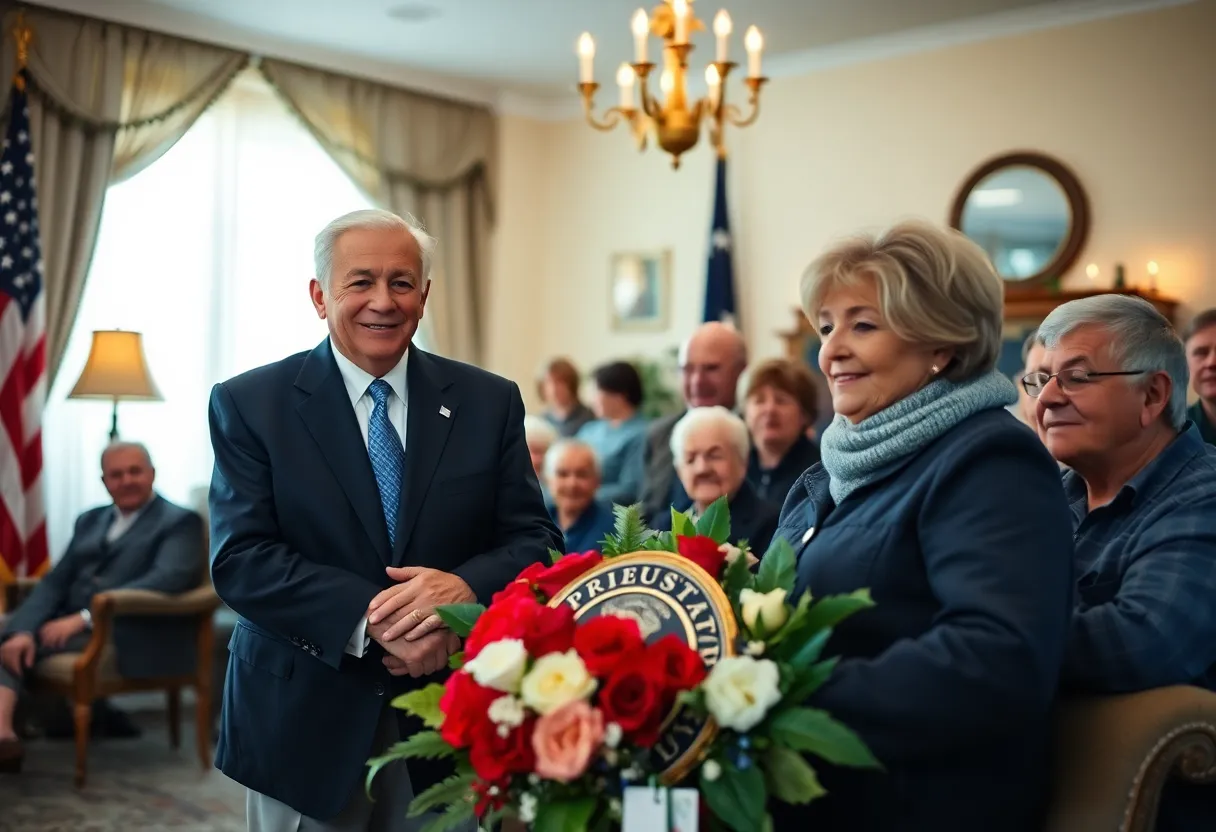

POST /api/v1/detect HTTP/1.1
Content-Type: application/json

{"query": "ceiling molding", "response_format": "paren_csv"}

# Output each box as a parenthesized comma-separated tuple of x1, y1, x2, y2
(23, 0, 1198, 122)
(763, 0, 1197, 80)
(21, 0, 502, 108)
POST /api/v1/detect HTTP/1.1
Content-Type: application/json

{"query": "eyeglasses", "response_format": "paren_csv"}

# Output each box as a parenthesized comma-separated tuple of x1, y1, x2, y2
(1021, 368, 1147, 398)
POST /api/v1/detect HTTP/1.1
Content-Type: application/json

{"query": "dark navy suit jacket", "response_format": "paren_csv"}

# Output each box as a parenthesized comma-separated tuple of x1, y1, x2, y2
(770, 409, 1074, 832)
(207, 340, 561, 820)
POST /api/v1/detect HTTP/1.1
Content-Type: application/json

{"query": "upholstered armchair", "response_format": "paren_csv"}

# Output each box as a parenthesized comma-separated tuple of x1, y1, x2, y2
(3, 575, 221, 786)
(1046, 686, 1216, 831)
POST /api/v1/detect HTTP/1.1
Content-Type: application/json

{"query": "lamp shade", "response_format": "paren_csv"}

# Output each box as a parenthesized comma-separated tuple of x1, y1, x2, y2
(68, 330, 162, 401)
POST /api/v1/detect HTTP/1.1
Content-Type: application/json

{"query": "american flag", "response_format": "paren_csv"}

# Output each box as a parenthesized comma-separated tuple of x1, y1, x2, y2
(703, 156, 738, 328)
(0, 69, 48, 580)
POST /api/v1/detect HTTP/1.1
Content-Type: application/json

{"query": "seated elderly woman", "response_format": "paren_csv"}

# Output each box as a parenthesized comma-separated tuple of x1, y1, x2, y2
(577, 361, 649, 506)
(769, 221, 1074, 831)
(743, 358, 822, 503)
(544, 439, 616, 553)
(523, 415, 559, 505)
(652, 406, 781, 556)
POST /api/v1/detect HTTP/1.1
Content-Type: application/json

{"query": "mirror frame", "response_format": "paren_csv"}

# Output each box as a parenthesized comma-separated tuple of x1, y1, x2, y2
(949, 151, 1090, 289)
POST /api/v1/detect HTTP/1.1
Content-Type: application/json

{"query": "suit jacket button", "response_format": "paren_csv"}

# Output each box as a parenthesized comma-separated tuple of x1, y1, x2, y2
(290, 636, 300, 646)
(374, 682, 385, 696)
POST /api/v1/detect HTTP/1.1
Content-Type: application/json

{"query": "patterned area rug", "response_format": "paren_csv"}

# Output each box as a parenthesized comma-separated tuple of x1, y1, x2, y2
(0, 709, 245, 831)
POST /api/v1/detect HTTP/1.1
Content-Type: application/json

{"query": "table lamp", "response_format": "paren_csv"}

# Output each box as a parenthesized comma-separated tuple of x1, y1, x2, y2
(68, 329, 162, 441)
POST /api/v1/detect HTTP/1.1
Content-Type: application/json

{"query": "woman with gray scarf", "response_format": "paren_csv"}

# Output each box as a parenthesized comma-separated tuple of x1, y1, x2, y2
(769, 221, 1074, 832)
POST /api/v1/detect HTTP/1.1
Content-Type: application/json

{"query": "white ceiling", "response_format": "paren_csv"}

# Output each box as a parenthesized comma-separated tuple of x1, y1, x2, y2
(26, 0, 1191, 113)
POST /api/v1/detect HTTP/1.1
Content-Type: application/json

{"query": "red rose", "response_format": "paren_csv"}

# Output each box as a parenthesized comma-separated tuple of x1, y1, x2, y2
(473, 779, 509, 817)
(491, 578, 537, 605)
(469, 718, 537, 782)
(644, 635, 707, 692)
(521, 551, 604, 600)
(574, 614, 645, 677)
(438, 671, 499, 749)
(677, 535, 727, 578)
(522, 602, 576, 657)
(465, 595, 540, 659)
(599, 665, 666, 747)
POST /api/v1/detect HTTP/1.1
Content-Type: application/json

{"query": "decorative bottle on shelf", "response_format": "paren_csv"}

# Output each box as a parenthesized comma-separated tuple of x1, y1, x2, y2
(1113, 263, 1126, 290)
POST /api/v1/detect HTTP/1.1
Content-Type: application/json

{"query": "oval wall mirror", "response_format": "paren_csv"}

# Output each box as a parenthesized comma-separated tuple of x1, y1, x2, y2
(949, 152, 1089, 287)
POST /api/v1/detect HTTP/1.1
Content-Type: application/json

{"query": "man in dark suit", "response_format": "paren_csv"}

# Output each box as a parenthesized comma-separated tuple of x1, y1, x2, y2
(0, 441, 203, 771)
(208, 209, 560, 832)
(639, 322, 747, 524)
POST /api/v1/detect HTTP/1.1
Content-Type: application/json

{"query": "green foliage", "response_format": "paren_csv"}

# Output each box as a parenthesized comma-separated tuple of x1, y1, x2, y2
(386, 730, 454, 761)
(420, 801, 474, 832)
(602, 503, 653, 556)
(407, 773, 476, 818)
(390, 684, 445, 728)
(448, 651, 465, 671)
(534, 797, 598, 832)
(763, 746, 826, 805)
(549, 548, 565, 565)
(785, 656, 839, 702)
(695, 496, 731, 544)
(721, 549, 756, 609)
(754, 538, 796, 595)
(435, 604, 484, 638)
(770, 707, 882, 769)
(640, 530, 678, 552)
(702, 759, 767, 832)
(671, 506, 696, 538)
(801, 589, 875, 634)
(783, 624, 829, 669)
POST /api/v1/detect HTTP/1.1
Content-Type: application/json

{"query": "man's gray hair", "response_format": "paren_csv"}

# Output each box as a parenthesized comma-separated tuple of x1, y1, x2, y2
(101, 440, 152, 469)
(1037, 295, 1189, 429)
(313, 208, 437, 290)
(523, 415, 559, 450)
(670, 406, 751, 463)
(543, 439, 601, 481)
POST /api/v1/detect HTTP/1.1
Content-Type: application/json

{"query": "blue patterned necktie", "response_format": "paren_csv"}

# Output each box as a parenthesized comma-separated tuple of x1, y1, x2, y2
(366, 379, 405, 548)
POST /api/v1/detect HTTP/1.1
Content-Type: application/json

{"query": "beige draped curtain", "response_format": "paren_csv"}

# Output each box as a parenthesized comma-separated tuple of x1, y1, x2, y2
(259, 58, 496, 364)
(0, 5, 246, 382)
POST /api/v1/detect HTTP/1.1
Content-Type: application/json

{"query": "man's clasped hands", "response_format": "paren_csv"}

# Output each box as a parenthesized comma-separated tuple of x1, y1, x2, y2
(366, 566, 475, 678)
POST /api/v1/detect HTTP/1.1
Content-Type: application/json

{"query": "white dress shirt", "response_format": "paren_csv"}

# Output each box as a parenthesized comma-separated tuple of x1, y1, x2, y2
(330, 339, 409, 658)
(106, 498, 152, 543)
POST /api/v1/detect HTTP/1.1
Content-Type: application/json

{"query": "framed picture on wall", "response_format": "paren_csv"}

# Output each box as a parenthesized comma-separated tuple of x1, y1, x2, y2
(609, 250, 671, 332)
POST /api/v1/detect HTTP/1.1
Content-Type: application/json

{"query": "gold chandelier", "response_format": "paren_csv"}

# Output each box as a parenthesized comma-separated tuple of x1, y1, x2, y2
(576, 0, 767, 169)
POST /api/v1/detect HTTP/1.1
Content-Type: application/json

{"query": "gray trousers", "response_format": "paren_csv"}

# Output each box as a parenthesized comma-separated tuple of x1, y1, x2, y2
(0, 632, 92, 694)
(245, 705, 476, 832)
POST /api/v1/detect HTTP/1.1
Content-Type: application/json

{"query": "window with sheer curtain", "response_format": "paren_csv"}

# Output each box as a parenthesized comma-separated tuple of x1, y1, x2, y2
(42, 73, 381, 559)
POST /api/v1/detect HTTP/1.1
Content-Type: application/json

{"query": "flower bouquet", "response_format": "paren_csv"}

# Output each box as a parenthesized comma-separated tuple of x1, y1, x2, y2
(367, 499, 880, 831)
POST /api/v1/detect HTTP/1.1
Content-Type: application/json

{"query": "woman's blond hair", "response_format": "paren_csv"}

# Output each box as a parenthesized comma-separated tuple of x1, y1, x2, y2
(800, 220, 1004, 381)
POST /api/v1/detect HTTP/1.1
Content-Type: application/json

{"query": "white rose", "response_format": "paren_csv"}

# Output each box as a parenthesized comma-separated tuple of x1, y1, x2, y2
(487, 695, 526, 729)
(703, 655, 783, 732)
(519, 649, 597, 715)
(463, 638, 528, 693)
(739, 587, 789, 634)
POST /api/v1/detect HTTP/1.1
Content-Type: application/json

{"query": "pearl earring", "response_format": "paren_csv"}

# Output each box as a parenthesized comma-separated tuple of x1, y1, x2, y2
(931, 365, 940, 375)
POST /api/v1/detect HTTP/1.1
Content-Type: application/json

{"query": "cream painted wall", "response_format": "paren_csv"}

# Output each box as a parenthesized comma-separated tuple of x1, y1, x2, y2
(489, 0, 1216, 401)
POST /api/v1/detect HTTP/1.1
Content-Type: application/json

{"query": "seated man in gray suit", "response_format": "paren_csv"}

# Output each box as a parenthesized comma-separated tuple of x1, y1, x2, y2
(0, 441, 204, 772)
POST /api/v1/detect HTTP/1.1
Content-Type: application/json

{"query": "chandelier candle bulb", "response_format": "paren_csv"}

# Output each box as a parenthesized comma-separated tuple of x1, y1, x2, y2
(673, 0, 690, 44)
(744, 25, 763, 78)
(1147, 260, 1159, 292)
(706, 64, 721, 110)
(578, 32, 596, 83)
(632, 9, 649, 63)
(714, 10, 732, 62)
(617, 63, 637, 109)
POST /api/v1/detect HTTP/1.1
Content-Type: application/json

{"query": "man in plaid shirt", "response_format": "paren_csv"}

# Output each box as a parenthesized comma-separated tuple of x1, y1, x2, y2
(1026, 294, 1216, 832)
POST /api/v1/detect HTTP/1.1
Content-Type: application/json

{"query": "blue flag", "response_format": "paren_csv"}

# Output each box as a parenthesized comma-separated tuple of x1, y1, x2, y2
(703, 156, 737, 326)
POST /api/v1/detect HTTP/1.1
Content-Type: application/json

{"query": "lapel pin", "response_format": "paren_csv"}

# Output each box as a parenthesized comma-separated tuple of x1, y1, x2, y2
(439, 406, 451, 419)
(802, 527, 816, 544)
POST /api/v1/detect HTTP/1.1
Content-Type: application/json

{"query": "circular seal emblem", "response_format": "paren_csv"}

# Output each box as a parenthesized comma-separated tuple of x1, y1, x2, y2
(548, 551, 737, 784)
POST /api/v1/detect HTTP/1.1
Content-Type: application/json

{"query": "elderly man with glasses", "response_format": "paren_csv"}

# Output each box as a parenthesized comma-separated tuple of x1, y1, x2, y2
(1026, 294, 1216, 832)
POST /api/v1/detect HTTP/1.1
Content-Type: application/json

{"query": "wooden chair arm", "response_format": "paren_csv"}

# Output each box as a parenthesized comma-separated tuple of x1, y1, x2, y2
(98, 586, 221, 617)
(1046, 685, 1216, 832)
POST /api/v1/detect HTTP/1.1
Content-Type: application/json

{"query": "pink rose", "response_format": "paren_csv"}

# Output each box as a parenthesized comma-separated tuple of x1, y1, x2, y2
(530, 700, 605, 783)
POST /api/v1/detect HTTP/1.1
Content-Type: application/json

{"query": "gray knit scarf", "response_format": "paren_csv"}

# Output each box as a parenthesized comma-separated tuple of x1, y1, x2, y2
(818, 370, 1018, 504)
